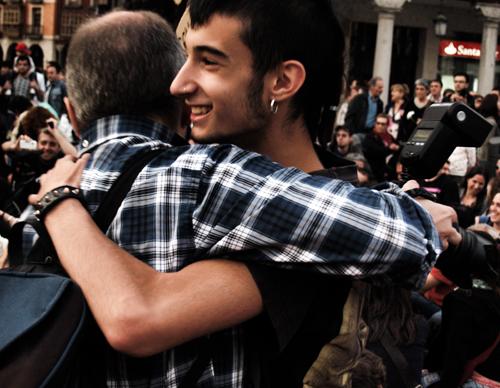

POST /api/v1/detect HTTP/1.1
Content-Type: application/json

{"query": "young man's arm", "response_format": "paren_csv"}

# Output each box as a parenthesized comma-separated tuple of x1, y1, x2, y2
(30, 154, 265, 357)
(43, 198, 262, 357)
(30, 153, 460, 356)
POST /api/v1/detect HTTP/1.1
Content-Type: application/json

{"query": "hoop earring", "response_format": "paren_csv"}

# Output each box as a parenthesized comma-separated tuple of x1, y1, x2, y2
(270, 99, 279, 114)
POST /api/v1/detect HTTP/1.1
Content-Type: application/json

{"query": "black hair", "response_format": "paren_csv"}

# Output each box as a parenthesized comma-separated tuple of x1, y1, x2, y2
(7, 96, 32, 116)
(453, 72, 470, 84)
(443, 88, 454, 97)
(461, 165, 490, 208)
(430, 78, 443, 87)
(15, 55, 30, 65)
(335, 125, 351, 135)
(47, 61, 62, 73)
(189, 0, 345, 140)
(479, 94, 499, 119)
(362, 285, 417, 345)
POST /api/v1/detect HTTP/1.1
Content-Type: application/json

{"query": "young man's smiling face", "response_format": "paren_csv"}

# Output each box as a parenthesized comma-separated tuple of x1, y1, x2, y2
(170, 14, 270, 146)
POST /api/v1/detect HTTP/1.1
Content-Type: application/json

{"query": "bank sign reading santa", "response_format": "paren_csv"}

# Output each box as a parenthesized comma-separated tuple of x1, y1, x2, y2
(440, 40, 500, 61)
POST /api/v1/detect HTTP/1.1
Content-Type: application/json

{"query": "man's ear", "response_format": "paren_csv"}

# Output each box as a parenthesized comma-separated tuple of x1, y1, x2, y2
(64, 97, 80, 136)
(269, 60, 306, 102)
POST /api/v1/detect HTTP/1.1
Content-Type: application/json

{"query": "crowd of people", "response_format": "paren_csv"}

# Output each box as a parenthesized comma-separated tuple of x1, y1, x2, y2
(331, 72, 500, 229)
(0, 1, 498, 387)
(0, 44, 76, 260)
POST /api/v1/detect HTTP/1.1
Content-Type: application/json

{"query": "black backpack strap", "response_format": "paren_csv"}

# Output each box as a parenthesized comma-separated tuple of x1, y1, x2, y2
(380, 333, 422, 388)
(93, 147, 166, 232)
(8, 218, 57, 266)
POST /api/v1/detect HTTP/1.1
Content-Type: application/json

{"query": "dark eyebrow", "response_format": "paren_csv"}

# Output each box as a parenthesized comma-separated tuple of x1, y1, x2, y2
(193, 45, 229, 61)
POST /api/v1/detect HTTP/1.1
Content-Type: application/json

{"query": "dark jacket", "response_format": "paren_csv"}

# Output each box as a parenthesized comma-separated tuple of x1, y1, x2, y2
(362, 132, 398, 183)
(345, 93, 383, 134)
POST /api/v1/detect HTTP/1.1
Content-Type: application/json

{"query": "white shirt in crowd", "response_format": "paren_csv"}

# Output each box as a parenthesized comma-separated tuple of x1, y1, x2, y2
(448, 147, 476, 177)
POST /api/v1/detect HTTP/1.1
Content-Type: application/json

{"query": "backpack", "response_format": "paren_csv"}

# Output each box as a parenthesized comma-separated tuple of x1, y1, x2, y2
(0, 148, 164, 387)
(303, 281, 369, 388)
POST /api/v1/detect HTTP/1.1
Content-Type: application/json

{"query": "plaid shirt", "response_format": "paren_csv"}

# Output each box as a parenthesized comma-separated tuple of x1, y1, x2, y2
(77, 115, 440, 387)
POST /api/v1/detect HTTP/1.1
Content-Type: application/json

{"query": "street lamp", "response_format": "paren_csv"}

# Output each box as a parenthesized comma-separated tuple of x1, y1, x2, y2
(434, 12, 448, 37)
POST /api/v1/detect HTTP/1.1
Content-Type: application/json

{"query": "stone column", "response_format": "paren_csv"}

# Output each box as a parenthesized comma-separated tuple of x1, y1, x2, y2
(372, 0, 407, 105)
(478, 3, 500, 96)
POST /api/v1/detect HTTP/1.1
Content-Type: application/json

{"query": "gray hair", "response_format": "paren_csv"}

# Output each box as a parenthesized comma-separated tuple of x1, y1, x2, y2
(66, 10, 185, 130)
(369, 76, 383, 87)
(415, 78, 430, 91)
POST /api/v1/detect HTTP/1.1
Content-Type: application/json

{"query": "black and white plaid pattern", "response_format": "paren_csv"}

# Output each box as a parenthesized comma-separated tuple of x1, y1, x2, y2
(77, 115, 441, 387)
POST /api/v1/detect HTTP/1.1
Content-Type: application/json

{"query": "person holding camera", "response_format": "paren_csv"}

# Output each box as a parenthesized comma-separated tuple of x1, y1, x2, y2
(2, 106, 76, 214)
(443, 72, 475, 107)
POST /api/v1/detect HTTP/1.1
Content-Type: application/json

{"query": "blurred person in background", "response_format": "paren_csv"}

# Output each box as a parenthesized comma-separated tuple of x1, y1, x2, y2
(362, 285, 429, 388)
(456, 166, 489, 228)
(1, 106, 76, 214)
(429, 79, 443, 104)
(362, 113, 400, 183)
(334, 79, 363, 128)
(45, 62, 67, 118)
(477, 94, 500, 175)
(421, 160, 460, 207)
(385, 83, 408, 141)
(404, 78, 431, 142)
(345, 76, 384, 141)
(328, 125, 362, 158)
(448, 145, 477, 187)
(443, 72, 475, 107)
(474, 94, 484, 110)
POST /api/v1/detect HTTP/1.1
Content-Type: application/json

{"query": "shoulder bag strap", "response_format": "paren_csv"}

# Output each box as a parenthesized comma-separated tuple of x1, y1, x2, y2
(380, 333, 422, 388)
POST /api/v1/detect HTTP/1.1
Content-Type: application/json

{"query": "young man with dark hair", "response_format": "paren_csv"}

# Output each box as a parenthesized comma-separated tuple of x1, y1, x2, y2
(6, 56, 43, 102)
(31, 4, 460, 387)
(45, 61, 67, 117)
(329, 125, 361, 159)
(429, 79, 443, 103)
(444, 72, 474, 107)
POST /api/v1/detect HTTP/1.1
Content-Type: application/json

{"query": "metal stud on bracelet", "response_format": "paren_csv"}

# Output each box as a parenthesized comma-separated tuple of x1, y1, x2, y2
(34, 185, 86, 222)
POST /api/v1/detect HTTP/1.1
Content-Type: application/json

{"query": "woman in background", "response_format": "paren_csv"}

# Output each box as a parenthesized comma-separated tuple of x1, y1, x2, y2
(456, 166, 489, 228)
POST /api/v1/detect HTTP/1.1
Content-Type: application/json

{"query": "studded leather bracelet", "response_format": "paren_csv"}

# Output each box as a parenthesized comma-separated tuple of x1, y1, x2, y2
(34, 186, 86, 222)
(405, 188, 436, 202)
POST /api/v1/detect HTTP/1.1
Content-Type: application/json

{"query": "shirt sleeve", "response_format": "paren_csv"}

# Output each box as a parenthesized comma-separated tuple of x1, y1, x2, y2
(188, 144, 441, 289)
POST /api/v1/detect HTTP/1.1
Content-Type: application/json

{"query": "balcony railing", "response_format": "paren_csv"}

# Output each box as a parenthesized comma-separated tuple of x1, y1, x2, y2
(25, 25, 43, 39)
(1, 24, 22, 39)
(59, 9, 93, 39)
(63, 0, 82, 8)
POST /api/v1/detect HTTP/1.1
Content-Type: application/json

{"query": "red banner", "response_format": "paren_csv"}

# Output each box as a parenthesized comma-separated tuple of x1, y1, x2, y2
(439, 40, 500, 61)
